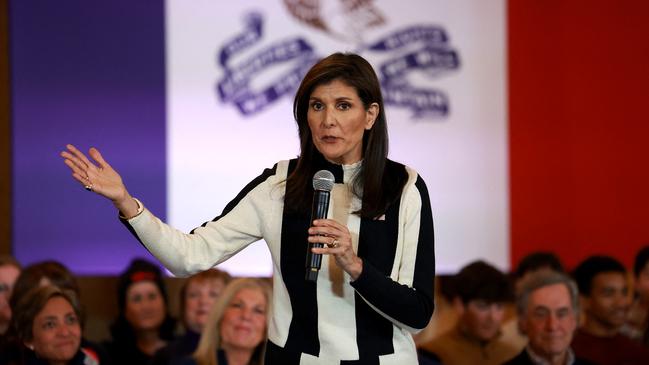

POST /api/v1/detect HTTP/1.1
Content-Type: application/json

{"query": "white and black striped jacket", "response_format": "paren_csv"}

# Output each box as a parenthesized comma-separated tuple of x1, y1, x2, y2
(123, 158, 435, 365)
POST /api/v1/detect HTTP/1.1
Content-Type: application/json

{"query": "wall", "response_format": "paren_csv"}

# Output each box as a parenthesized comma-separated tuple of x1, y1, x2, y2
(509, 0, 649, 270)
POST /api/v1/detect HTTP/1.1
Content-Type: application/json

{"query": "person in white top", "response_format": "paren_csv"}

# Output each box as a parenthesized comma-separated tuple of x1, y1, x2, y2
(61, 52, 436, 365)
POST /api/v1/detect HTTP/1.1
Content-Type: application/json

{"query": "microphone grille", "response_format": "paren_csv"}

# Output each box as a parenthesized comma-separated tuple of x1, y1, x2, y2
(312, 170, 335, 192)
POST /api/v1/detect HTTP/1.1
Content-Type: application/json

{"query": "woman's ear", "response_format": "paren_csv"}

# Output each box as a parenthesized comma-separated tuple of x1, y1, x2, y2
(365, 103, 379, 130)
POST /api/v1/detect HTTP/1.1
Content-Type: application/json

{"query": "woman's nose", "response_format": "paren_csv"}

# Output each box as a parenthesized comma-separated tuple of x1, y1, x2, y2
(57, 324, 73, 336)
(323, 109, 336, 127)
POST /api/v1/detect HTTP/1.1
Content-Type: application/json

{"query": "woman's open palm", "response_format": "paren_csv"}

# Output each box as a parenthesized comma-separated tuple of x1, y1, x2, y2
(60, 144, 129, 203)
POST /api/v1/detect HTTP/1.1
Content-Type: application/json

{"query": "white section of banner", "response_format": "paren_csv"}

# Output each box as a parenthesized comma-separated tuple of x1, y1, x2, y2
(166, 0, 508, 276)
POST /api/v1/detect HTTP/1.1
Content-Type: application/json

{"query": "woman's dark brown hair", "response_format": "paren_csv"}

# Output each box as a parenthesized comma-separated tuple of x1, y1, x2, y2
(9, 261, 80, 312)
(286, 52, 406, 218)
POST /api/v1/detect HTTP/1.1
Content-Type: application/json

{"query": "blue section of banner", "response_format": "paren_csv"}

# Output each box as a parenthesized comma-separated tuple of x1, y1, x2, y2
(9, 1, 167, 274)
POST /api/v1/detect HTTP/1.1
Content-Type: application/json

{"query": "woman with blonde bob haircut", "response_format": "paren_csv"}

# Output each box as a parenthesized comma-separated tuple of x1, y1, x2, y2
(191, 278, 271, 365)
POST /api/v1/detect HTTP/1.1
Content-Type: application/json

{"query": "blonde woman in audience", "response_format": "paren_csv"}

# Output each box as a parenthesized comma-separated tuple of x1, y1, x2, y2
(8, 285, 100, 365)
(184, 278, 271, 365)
(153, 269, 232, 365)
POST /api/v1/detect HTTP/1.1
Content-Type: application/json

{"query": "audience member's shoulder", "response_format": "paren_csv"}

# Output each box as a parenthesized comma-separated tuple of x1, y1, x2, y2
(417, 348, 442, 365)
(169, 355, 197, 365)
(80, 339, 110, 365)
(500, 349, 528, 365)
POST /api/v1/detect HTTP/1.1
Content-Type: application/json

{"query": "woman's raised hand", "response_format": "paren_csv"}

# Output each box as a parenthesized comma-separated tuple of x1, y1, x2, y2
(60, 144, 139, 217)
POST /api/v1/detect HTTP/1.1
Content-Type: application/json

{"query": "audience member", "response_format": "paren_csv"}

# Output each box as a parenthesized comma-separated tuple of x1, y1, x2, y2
(0, 256, 21, 335)
(183, 277, 270, 365)
(9, 261, 80, 312)
(502, 271, 594, 365)
(621, 245, 649, 347)
(105, 258, 176, 365)
(502, 251, 566, 351)
(513, 252, 565, 295)
(571, 255, 649, 364)
(419, 260, 519, 365)
(8, 285, 100, 365)
(152, 269, 232, 365)
(2, 261, 106, 364)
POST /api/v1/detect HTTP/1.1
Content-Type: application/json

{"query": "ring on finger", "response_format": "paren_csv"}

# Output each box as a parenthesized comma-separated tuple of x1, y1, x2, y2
(327, 238, 339, 248)
(84, 184, 93, 192)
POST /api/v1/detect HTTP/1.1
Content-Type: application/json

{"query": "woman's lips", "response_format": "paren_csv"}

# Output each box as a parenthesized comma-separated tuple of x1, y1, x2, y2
(234, 324, 252, 333)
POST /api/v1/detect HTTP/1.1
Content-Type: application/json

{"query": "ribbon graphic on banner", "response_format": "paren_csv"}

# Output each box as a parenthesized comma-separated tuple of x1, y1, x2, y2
(368, 25, 460, 118)
(217, 14, 460, 119)
(217, 12, 319, 116)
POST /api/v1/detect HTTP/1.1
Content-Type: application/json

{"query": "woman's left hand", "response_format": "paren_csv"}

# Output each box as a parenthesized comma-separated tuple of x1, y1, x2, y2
(308, 219, 363, 280)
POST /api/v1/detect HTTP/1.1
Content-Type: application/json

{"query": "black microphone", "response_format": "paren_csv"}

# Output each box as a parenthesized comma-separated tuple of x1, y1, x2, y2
(305, 170, 335, 282)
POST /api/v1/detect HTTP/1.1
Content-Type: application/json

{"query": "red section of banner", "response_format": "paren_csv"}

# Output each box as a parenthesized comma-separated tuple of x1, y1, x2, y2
(509, 0, 649, 270)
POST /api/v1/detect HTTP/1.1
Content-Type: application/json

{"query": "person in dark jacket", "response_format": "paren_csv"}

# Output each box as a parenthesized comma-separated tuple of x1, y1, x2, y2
(105, 258, 176, 365)
(502, 271, 594, 365)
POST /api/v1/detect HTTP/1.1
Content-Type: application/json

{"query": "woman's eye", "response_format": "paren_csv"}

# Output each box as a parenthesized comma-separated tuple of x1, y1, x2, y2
(65, 315, 78, 325)
(311, 102, 323, 111)
(43, 320, 56, 329)
(337, 102, 351, 110)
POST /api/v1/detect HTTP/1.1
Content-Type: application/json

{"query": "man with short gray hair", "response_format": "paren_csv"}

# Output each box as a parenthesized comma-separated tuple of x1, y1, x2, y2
(502, 271, 594, 365)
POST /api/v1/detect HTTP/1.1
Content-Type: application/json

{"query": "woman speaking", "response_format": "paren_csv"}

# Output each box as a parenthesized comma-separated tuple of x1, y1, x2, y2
(61, 52, 435, 364)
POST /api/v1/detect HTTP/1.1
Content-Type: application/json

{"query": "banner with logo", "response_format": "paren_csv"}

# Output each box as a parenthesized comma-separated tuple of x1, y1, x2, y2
(166, 0, 508, 275)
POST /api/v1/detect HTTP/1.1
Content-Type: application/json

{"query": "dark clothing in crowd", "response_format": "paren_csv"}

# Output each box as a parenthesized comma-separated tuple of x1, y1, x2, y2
(103, 340, 154, 365)
(502, 348, 596, 365)
(151, 330, 200, 365)
(0, 346, 101, 365)
(0, 338, 106, 365)
(571, 328, 649, 365)
(176, 350, 228, 365)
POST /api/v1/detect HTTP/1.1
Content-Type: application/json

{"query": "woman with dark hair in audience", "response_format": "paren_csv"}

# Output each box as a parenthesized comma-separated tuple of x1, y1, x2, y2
(9, 261, 80, 312)
(106, 258, 176, 365)
(7, 285, 100, 365)
(182, 277, 271, 365)
(152, 269, 232, 365)
(1, 261, 106, 365)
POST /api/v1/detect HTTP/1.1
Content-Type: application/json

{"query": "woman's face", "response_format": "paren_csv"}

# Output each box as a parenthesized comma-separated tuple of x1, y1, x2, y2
(220, 287, 267, 352)
(307, 79, 378, 165)
(124, 281, 166, 332)
(26, 296, 81, 363)
(184, 278, 225, 333)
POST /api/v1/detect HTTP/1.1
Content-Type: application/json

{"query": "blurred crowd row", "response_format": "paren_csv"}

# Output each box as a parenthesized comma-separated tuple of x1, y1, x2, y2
(0, 257, 269, 365)
(1, 247, 649, 365)
(415, 248, 649, 365)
